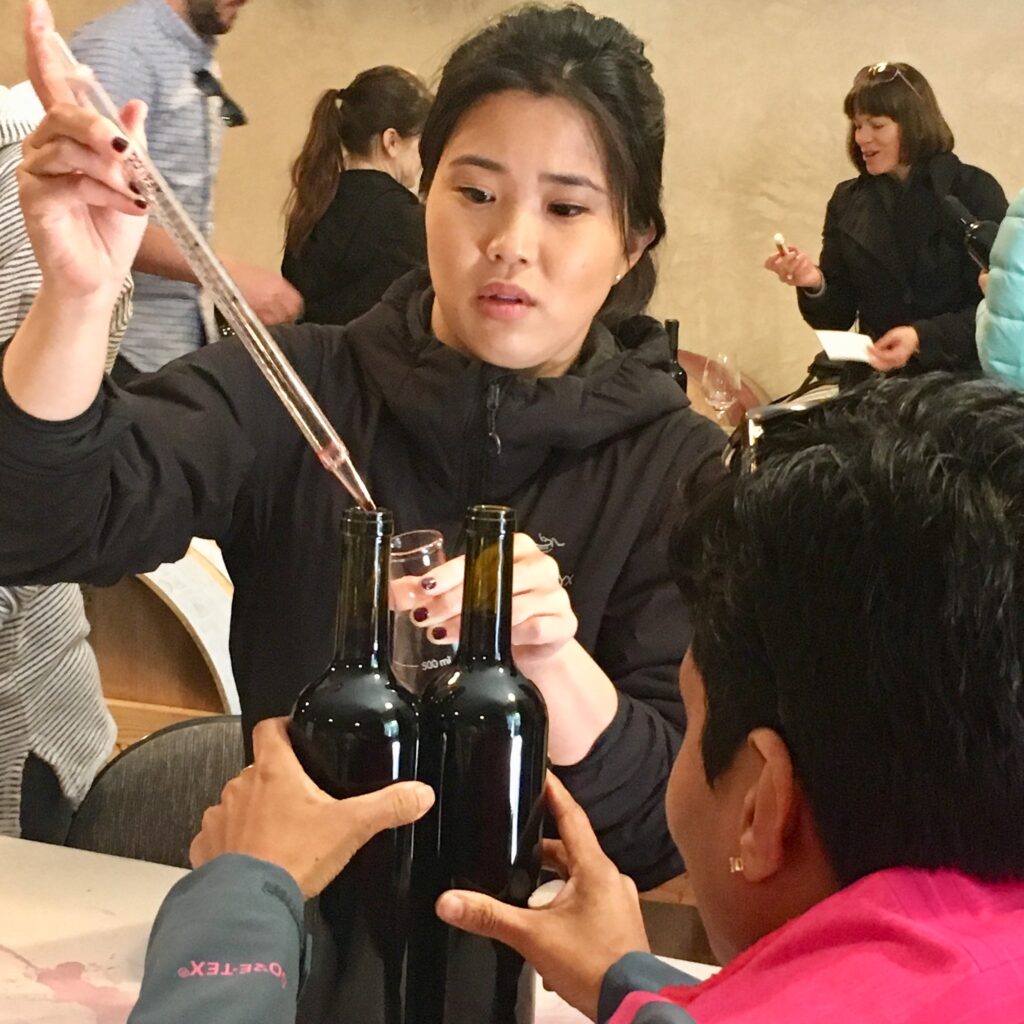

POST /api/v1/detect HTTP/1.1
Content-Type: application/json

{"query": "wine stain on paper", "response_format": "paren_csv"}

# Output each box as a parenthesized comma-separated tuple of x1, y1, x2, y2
(0, 945, 136, 1024)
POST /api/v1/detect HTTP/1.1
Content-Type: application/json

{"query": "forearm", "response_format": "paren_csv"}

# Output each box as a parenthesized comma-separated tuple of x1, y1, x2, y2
(128, 855, 304, 1024)
(2, 283, 114, 420)
(914, 305, 980, 370)
(523, 639, 618, 765)
(133, 223, 199, 283)
(599, 953, 701, 1024)
(555, 694, 683, 889)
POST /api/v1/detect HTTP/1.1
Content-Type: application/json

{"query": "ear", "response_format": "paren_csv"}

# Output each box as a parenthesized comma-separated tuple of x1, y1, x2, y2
(736, 729, 798, 884)
(381, 127, 401, 157)
(621, 224, 656, 276)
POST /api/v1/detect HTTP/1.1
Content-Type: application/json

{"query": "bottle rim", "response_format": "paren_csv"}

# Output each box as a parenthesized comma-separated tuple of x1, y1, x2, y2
(464, 504, 516, 528)
(342, 506, 394, 537)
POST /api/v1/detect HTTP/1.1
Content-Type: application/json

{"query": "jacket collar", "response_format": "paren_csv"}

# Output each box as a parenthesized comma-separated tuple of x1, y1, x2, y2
(345, 270, 690, 496)
(839, 153, 965, 285)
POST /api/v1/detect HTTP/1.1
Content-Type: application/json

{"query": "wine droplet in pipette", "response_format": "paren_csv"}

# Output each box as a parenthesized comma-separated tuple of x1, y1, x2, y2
(317, 441, 376, 511)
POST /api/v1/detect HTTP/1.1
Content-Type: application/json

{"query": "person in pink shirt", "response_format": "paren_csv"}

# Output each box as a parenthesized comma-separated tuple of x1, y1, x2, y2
(438, 372, 1024, 1023)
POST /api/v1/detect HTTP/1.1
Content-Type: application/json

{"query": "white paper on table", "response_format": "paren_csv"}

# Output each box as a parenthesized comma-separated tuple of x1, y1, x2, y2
(815, 330, 874, 363)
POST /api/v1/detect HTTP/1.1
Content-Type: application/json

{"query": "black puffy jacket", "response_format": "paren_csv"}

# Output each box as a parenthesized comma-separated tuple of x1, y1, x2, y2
(0, 270, 724, 887)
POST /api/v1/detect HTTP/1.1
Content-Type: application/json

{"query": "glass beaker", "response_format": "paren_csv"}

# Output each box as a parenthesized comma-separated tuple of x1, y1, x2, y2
(389, 529, 456, 695)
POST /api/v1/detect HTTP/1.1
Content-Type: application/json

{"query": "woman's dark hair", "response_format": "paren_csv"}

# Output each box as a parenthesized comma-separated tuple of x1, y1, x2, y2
(671, 374, 1024, 885)
(843, 63, 954, 173)
(284, 66, 433, 254)
(419, 4, 666, 325)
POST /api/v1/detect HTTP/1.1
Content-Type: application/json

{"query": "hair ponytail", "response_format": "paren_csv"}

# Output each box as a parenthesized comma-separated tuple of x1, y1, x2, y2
(284, 69, 433, 257)
(284, 88, 347, 255)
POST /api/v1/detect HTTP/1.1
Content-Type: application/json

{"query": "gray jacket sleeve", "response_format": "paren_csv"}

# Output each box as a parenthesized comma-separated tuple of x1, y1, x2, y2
(128, 854, 305, 1024)
(598, 952, 702, 1024)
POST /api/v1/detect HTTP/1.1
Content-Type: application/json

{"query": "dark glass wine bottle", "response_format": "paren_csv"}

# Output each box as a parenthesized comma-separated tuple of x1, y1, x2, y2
(664, 319, 688, 392)
(289, 507, 419, 1024)
(410, 505, 549, 1024)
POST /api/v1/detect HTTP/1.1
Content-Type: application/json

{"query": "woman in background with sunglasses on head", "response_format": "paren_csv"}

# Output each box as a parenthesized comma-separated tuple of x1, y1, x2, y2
(765, 62, 1007, 375)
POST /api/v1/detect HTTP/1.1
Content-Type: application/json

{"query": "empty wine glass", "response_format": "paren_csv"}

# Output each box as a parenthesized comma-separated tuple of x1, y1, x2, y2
(701, 352, 741, 422)
(389, 529, 456, 695)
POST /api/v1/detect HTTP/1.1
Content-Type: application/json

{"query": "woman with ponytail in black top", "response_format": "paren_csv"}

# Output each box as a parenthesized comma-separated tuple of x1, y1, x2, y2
(281, 67, 433, 325)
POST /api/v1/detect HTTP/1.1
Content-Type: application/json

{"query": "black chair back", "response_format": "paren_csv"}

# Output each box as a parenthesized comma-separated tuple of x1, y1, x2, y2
(65, 715, 245, 868)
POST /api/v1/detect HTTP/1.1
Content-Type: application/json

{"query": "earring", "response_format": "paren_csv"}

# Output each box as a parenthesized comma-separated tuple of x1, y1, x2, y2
(728, 856, 744, 874)
(614, 273, 623, 284)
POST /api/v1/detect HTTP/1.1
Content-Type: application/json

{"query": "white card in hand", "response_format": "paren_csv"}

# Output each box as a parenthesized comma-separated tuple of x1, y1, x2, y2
(815, 330, 874, 363)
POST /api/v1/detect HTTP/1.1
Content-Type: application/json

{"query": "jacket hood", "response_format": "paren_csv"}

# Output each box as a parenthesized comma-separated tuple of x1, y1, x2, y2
(343, 269, 692, 496)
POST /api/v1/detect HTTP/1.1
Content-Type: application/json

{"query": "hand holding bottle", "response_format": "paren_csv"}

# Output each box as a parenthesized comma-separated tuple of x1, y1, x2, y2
(435, 773, 650, 1021)
(189, 717, 434, 899)
(391, 532, 578, 664)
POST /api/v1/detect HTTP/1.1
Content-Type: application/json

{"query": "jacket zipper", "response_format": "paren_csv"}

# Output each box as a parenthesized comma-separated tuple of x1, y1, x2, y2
(485, 381, 503, 458)
(456, 378, 505, 550)
(480, 379, 504, 499)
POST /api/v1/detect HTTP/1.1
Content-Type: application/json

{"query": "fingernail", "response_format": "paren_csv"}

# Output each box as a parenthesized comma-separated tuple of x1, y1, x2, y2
(128, 181, 142, 195)
(412, 607, 429, 623)
(436, 893, 463, 921)
(431, 627, 448, 641)
(135, 199, 148, 210)
(112, 137, 129, 153)
(421, 577, 437, 592)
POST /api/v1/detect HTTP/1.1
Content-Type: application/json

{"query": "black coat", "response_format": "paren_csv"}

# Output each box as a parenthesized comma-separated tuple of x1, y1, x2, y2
(798, 153, 1008, 371)
(282, 169, 426, 326)
(0, 271, 725, 888)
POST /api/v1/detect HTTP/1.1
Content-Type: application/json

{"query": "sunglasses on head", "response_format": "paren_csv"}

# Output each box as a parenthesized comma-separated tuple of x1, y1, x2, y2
(865, 62, 922, 100)
(723, 401, 824, 474)
(193, 69, 248, 127)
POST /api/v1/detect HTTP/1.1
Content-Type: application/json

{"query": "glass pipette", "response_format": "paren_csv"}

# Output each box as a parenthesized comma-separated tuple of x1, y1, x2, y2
(47, 31, 376, 512)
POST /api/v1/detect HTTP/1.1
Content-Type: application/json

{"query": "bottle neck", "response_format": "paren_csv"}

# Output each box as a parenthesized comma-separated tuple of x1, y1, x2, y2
(334, 524, 390, 671)
(457, 526, 514, 668)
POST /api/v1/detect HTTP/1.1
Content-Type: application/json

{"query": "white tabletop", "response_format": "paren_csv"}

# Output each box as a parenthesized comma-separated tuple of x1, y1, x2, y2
(0, 836, 716, 1023)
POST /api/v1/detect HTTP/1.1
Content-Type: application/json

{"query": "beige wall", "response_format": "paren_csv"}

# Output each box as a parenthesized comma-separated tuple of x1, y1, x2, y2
(4, 0, 1023, 395)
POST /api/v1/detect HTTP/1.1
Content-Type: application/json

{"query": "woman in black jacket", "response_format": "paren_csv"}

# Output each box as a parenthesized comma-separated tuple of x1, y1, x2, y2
(766, 62, 1007, 374)
(281, 67, 433, 326)
(4, 2, 725, 888)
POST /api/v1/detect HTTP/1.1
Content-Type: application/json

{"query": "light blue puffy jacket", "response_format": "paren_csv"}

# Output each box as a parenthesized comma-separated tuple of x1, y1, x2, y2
(977, 187, 1024, 389)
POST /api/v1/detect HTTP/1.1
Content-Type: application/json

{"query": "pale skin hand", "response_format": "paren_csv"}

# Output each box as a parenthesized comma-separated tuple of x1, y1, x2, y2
(5, 0, 148, 420)
(132, 225, 305, 325)
(189, 718, 434, 899)
(870, 325, 919, 370)
(435, 774, 650, 1021)
(390, 533, 618, 765)
(220, 257, 304, 325)
(763, 245, 823, 290)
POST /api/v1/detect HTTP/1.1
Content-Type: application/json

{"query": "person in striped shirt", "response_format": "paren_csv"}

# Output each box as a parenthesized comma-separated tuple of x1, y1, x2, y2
(0, 80, 129, 842)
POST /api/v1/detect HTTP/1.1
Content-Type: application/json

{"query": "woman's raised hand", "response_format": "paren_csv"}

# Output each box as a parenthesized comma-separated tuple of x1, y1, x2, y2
(19, 0, 149, 302)
(390, 532, 578, 675)
(763, 244, 823, 290)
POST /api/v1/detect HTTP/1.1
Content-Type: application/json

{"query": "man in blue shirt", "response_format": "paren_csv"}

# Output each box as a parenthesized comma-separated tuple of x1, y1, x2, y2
(72, 0, 301, 376)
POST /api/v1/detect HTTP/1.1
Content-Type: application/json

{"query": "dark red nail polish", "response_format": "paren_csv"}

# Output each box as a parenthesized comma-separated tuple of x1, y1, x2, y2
(421, 577, 437, 591)
(135, 199, 148, 210)
(128, 181, 142, 195)
(431, 627, 448, 641)
(413, 607, 429, 623)
(112, 137, 129, 153)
